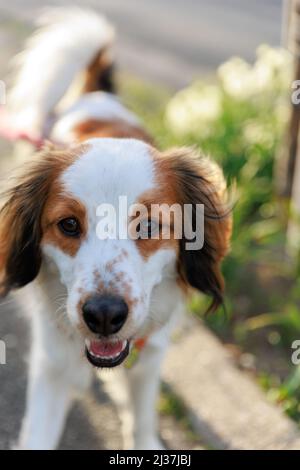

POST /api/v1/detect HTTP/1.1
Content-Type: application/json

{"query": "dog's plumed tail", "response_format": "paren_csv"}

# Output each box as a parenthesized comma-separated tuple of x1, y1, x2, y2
(8, 7, 115, 137)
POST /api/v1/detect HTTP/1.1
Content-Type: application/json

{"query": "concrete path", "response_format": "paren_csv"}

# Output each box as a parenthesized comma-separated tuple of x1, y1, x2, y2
(163, 320, 300, 450)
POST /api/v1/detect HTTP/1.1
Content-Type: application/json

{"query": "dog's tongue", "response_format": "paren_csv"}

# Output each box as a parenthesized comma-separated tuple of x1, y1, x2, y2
(89, 339, 124, 358)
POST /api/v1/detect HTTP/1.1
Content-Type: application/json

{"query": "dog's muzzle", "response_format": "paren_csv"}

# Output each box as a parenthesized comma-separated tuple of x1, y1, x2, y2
(82, 294, 130, 368)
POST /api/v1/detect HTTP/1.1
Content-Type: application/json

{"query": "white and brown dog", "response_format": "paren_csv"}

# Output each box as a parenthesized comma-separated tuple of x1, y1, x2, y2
(0, 8, 231, 450)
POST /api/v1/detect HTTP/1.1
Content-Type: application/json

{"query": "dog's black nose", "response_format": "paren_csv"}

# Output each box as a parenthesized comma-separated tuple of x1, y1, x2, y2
(82, 294, 128, 336)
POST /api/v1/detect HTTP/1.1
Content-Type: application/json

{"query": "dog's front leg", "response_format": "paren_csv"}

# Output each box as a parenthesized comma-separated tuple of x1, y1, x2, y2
(17, 317, 92, 451)
(17, 350, 75, 450)
(126, 328, 170, 450)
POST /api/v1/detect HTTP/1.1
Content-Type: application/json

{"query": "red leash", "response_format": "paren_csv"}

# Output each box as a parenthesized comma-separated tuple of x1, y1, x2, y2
(0, 107, 45, 149)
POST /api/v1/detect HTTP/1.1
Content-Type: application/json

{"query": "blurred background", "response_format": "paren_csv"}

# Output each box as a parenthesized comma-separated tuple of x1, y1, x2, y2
(2, 0, 300, 450)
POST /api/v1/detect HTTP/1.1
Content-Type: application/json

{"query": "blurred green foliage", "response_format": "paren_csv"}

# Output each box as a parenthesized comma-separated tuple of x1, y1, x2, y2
(120, 45, 300, 423)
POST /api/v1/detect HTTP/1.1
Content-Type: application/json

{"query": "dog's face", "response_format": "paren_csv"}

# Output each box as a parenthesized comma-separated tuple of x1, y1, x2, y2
(0, 138, 231, 367)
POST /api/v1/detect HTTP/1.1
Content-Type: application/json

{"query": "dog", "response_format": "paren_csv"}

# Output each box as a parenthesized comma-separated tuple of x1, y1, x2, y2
(0, 8, 232, 450)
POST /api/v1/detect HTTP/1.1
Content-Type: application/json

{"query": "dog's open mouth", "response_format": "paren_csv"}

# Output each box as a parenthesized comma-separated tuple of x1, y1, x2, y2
(85, 338, 130, 368)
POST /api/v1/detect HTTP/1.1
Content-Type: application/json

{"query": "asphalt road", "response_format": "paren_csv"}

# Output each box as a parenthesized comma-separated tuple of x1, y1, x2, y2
(0, 0, 284, 450)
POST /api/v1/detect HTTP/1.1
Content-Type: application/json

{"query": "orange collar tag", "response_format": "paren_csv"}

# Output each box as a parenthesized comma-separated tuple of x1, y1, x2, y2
(134, 337, 147, 351)
(125, 337, 147, 368)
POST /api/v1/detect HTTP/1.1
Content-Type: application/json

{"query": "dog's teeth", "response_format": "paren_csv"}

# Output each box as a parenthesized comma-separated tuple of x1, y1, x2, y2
(85, 339, 91, 349)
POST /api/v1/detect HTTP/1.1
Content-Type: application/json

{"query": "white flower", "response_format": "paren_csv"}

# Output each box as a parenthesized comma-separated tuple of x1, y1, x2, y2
(255, 45, 293, 92)
(166, 84, 221, 136)
(218, 45, 292, 100)
(256, 44, 291, 71)
(218, 57, 256, 99)
(242, 120, 274, 147)
(165, 44, 291, 137)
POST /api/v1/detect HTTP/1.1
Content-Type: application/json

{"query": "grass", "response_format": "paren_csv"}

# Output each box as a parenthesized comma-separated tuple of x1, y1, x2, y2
(119, 46, 300, 425)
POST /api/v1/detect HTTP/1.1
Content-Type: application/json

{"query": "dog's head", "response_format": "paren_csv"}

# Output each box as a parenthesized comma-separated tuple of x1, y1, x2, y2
(0, 138, 231, 367)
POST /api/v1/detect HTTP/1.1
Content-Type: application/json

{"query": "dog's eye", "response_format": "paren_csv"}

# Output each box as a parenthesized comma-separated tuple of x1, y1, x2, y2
(58, 218, 80, 237)
(137, 219, 160, 239)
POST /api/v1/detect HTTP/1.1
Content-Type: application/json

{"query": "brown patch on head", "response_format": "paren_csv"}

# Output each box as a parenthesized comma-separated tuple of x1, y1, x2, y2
(41, 191, 87, 257)
(0, 143, 89, 295)
(131, 216, 179, 261)
(73, 118, 153, 144)
(135, 147, 232, 311)
(132, 151, 181, 260)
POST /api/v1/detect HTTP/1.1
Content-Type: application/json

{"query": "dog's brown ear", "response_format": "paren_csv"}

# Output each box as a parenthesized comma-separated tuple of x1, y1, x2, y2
(0, 149, 75, 297)
(161, 148, 232, 311)
(0, 160, 49, 296)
